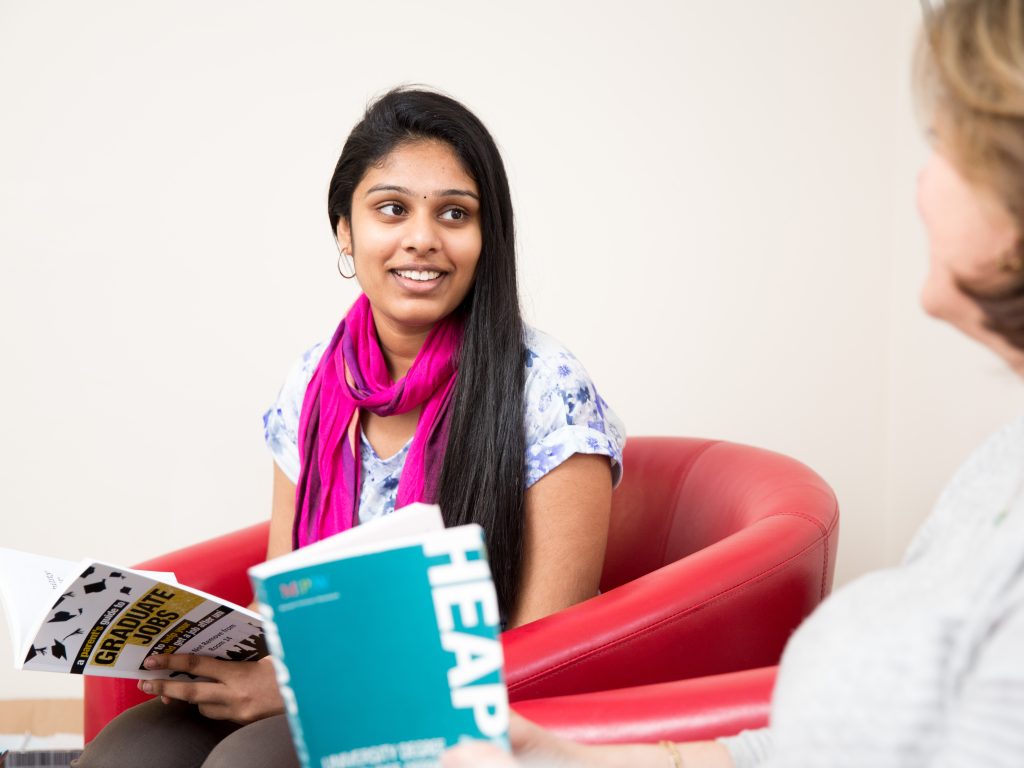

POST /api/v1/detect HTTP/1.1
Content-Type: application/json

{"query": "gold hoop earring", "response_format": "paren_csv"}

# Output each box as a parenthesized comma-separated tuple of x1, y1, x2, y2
(337, 248, 356, 279)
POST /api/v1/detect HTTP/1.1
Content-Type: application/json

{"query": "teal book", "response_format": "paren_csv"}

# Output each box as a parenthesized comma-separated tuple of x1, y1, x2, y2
(248, 503, 509, 768)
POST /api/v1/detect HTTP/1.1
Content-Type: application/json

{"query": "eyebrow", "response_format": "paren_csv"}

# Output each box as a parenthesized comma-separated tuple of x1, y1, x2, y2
(364, 184, 479, 201)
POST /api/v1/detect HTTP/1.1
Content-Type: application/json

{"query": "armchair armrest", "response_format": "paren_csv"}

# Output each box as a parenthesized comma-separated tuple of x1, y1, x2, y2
(502, 512, 830, 701)
(514, 666, 776, 744)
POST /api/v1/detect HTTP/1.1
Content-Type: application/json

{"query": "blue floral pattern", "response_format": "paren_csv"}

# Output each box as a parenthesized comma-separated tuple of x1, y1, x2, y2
(263, 327, 625, 522)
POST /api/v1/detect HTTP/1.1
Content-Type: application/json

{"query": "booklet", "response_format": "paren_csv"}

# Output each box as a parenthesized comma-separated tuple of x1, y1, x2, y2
(249, 503, 509, 768)
(0, 548, 266, 680)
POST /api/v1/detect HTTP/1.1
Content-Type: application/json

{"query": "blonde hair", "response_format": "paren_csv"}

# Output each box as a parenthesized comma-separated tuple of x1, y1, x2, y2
(917, 0, 1024, 346)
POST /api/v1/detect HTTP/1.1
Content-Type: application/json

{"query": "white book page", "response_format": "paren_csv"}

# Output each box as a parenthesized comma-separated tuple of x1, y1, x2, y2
(108, 563, 261, 622)
(0, 548, 78, 666)
(21, 559, 264, 676)
(249, 502, 444, 581)
(1, 544, 264, 676)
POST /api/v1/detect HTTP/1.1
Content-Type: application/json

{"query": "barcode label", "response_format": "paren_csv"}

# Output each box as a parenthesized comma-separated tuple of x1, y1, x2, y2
(4, 750, 84, 767)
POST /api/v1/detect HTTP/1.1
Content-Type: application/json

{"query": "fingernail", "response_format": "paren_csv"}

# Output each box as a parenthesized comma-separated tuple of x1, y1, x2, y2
(143, 657, 157, 669)
(140, 681, 152, 694)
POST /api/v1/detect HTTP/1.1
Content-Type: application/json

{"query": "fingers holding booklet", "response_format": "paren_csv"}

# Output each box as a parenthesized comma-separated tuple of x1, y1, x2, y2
(137, 653, 284, 724)
(0, 547, 266, 680)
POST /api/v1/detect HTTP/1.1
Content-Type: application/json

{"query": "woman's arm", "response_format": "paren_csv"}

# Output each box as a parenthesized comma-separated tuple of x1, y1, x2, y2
(442, 713, 734, 767)
(267, 462, 297, 561)
(507, 453, 613, 629)
(929, 593, 1024, 766)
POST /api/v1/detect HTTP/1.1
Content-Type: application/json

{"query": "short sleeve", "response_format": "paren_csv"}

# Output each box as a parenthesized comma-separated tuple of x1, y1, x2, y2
(522, 328, 626, 489)
(262, 342, 327, 484)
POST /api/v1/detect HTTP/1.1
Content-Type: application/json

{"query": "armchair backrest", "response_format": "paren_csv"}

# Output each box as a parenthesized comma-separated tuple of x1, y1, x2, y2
(602, 437, 838, 592)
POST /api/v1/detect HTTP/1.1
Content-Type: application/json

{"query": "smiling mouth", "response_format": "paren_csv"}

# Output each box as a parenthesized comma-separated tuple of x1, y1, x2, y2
(392, 269, 443, 282)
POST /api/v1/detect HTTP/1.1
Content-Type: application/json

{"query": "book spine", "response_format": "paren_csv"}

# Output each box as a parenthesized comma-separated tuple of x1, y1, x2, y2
(252, 578, 311, 768)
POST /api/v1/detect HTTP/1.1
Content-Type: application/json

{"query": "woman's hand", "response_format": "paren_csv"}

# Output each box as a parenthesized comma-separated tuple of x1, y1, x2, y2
(137, 654, 284, 724)
(442, 712, 735, 768)
(442, 713, 592, 767)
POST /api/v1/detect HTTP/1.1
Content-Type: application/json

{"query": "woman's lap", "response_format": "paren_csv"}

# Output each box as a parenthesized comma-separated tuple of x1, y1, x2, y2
(73, 699, 297, 768)
(203, 715, 298, 768)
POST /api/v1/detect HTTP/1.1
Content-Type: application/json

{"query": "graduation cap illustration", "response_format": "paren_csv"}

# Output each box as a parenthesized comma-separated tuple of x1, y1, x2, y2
(48, 608, 84, 623)
(25, 644, 47, 663)
(83, 578, 107, 594)
(81, 566, 95, 578)
(53, 590, 75, 608)
(50, 628, 84, 661)
(120, 586, 132, 595)
(109, 571, 127, 579)
(223, 634, 269, 662)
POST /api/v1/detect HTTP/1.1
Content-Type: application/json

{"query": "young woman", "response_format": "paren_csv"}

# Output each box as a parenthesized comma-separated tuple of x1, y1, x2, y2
(76, 88, 624, 768)
(444, 0, 1024, 766)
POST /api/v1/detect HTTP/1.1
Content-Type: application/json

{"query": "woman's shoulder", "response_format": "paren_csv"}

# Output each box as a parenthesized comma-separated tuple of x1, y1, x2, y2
(905, 414, 1024, 562)
(263, 341, 329, 483)
(520, 325, 626, 487)
(293, 340, 329, 384)
(935, 414, 1024, 515)
(523, 325, 591, 376)
(521, 325, 604, 406)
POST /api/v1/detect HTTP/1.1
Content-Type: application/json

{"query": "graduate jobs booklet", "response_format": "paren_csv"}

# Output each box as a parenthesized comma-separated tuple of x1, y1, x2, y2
(0, 548, 266, 679)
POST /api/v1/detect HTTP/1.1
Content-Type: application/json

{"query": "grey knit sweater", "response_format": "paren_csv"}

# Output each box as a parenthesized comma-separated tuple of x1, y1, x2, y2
(721, 417, 1024, 767)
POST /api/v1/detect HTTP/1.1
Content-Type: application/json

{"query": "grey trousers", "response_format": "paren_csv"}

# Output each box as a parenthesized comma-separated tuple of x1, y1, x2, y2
(73, 699, 300, 768)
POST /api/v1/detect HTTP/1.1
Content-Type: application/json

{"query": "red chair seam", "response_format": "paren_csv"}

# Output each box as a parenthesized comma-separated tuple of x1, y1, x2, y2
(659, 440, 721, 565)
(761, 505, 839, 600)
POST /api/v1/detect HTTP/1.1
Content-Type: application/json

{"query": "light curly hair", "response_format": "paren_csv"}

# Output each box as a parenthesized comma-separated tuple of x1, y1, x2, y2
(917, 0, 1024, 346)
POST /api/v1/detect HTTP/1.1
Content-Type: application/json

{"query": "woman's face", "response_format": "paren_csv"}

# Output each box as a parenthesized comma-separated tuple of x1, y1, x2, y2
(916, 144, 1021, 347)
(337, 140, 482, 336)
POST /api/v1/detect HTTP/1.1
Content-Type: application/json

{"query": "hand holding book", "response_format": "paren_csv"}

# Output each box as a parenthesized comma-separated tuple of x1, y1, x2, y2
(137, 652, 284, 724)
(0, 548, 266, 680)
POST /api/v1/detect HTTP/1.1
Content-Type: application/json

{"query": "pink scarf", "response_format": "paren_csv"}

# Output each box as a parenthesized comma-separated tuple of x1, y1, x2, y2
(293, 294, 463, 548)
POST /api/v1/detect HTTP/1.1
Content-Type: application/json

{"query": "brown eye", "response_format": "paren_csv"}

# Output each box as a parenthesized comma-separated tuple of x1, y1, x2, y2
(379, 203, 405, 216)
(441, 208, 467, 221)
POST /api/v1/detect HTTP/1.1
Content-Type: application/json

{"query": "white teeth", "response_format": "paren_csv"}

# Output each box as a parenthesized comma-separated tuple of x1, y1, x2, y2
(395, 269, 441, 282)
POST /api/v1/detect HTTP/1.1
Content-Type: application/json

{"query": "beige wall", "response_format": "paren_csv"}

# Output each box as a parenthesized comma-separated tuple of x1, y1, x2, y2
(2, 1, 1021, 702)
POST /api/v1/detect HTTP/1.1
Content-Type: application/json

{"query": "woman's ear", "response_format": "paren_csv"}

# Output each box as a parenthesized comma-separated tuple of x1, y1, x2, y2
(336, 218, 353, 254)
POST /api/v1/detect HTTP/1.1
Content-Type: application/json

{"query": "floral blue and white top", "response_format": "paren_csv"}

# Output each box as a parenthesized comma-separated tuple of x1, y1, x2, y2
(263, 327, 626, 524)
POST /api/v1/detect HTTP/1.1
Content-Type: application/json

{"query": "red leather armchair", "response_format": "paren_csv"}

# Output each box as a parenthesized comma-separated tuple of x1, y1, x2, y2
(502, 437, 838, 702)
(84, 437, 837, 742)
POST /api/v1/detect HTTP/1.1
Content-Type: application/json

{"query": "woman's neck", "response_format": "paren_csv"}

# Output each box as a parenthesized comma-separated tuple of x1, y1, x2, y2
(372, 311, 432, 381)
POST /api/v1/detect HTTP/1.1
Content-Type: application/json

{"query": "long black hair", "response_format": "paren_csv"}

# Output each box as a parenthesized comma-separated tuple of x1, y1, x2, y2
(327, 87, 527, 620)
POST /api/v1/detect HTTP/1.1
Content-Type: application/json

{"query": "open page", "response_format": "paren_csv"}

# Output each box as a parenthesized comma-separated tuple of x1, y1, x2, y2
(0, 548, 78, 673)
(0, 548, 266, 680)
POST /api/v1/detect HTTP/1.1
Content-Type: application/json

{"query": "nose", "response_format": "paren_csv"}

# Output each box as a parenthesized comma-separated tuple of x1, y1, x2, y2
(402, 210, 442, 256)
